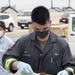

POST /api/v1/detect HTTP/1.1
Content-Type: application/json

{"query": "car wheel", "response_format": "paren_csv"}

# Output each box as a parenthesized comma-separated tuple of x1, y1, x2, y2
(59, 21, 62, 23)
(8, 24, 14, 32)
(21, 26, 24, 29)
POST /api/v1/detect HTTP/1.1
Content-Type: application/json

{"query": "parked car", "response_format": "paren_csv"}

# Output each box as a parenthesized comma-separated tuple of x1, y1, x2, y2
(18, 10, 32, 29)
(0, 13, 14, 32)
(59, 13, 70, 24)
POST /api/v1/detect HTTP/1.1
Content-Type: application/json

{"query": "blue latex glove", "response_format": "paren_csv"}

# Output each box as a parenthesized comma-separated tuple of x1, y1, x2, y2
(17, 62, 34, 75)
(57, 70, 69, 75)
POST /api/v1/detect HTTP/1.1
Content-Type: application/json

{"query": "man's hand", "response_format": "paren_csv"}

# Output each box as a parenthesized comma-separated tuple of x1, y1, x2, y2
(57, 70, 69, 75)
(17, 62, 34, 75)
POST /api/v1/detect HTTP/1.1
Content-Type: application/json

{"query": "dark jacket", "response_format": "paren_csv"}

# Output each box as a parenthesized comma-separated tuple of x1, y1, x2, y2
(2, 31, 75, 75)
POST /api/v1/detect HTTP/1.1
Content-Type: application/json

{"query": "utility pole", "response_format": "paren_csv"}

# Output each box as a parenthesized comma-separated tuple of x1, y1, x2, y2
(49, 0, 61, 12)
(62, 0, 75, 11)
(69, 0, 70, 7)
(1, 0, 18, 13)
(9, 0, 10, 6)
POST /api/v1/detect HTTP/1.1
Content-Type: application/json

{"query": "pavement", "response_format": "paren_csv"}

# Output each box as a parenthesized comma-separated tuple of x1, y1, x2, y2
(5, 26, 29, 36)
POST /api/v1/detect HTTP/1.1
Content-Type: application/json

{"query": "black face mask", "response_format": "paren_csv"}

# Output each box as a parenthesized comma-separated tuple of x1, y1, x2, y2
(35, 30, 49, 39)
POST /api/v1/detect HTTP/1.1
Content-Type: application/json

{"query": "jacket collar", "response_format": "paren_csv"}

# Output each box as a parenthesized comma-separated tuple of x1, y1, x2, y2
(30, 31, 56, 43)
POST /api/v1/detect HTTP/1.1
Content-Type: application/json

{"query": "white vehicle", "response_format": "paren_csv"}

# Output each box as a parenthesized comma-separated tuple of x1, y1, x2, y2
(68, 13, 75, 58)
(18, 10, 32, 29)
(0, 13, 14, 32)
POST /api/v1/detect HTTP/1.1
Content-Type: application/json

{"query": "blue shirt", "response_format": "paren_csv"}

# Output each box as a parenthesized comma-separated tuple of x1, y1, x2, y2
(0, 35, 14, 75)
(0, 35, 14, 51)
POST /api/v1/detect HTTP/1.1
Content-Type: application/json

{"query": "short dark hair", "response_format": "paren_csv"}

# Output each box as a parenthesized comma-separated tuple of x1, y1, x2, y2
(0, 21, 6, 29)
(31, 6, 50, 25)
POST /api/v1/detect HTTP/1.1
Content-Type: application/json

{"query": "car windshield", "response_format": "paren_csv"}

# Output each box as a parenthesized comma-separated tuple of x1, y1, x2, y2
(63, 13, 70, 17)
(72, 17, 75, 32)
(19, 12, 31, 16)
(0, 15, 9, 20)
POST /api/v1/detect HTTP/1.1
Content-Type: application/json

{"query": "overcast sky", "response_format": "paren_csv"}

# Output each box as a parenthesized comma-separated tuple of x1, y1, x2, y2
(0, 0, 75, 10)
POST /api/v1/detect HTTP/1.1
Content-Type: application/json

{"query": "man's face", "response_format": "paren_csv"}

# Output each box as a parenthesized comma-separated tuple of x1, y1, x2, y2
(32, 21, 50, 32)
(32, 21, 51, 39)
(0, 26, 5, 38)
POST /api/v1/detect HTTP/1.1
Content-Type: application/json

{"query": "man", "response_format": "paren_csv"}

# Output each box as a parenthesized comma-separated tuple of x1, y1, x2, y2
(0, 21, 14, 75)
(2, 6, 75, 75)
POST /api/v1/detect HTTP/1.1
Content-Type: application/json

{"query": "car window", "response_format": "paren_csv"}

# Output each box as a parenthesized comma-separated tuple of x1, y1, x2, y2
(63, 13, 70, 17)
(72, 17, 75, 32)
(19, 12, 31, 16)
(0, 15, 9, 20)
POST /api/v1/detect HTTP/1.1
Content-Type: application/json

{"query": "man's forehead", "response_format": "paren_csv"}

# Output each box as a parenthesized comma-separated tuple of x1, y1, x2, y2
(0, 26, 4, 30)
(32, 22, 50, 28)
(0, 26, 3, 29)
